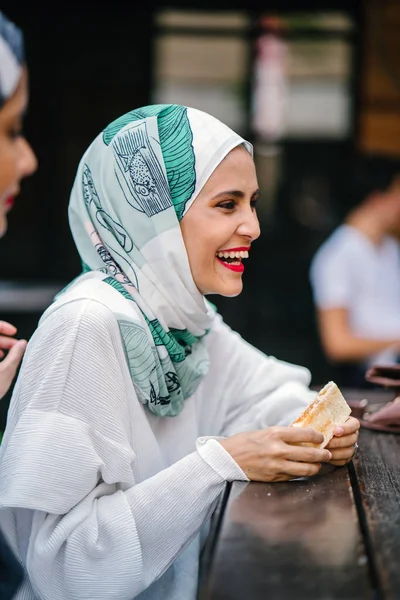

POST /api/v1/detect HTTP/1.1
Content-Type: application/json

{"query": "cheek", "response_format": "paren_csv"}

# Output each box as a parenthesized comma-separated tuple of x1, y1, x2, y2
(195, 228, 223, 268)
(0, 141, 18, 197)
(181, 211, 234, 277)
(188, 232, 214, 272)
(182, 215, 212, 256)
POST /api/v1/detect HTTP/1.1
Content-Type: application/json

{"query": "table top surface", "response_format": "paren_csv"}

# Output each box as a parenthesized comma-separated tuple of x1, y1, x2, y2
(201, 388, 400, 600)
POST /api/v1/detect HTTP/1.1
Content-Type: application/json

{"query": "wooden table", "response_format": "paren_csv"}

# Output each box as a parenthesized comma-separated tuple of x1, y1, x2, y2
(200, 390, 400, 600)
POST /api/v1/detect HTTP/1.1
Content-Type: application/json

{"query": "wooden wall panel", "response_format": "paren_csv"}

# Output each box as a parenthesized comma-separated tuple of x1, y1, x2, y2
(358, 0, 400, 156)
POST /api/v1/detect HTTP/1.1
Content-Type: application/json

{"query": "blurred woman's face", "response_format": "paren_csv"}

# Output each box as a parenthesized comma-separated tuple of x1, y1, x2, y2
(180, 145, 260, 297)
(0, 68, 37, 237)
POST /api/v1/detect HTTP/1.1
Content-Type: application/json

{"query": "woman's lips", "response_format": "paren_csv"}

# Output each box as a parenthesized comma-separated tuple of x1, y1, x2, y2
(216, 257, 245, 273)
(217, 246, 250, 252)
(4, 197, 15, 209)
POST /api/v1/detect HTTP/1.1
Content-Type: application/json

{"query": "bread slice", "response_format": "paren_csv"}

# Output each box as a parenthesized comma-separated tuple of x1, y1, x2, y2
(290, 381, 351, 448)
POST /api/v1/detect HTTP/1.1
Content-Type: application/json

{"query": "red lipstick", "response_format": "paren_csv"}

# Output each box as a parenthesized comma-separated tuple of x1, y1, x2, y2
(216, 257, 245, 273)
(217, 246, 250, 252)
(4, 197, 14, 209)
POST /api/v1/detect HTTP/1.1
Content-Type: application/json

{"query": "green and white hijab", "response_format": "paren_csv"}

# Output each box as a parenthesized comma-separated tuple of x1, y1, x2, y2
(67, 105, 252, 416)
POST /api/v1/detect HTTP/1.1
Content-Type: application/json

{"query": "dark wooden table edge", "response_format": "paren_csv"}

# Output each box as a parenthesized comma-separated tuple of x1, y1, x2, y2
(348, 460, 383, 599)
(198, 482, 232, 599)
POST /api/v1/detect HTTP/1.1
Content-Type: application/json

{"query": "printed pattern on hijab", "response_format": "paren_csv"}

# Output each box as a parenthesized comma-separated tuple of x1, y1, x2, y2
(103, 105, 196, 221)
(67, 104, 251, 416)
(0, 12, 24, 109)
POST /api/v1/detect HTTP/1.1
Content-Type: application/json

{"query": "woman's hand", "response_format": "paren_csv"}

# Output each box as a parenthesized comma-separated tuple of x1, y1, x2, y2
(0, 321, 27, 400)
(219, 427, 332, 482)
(326, 416, 360, 466)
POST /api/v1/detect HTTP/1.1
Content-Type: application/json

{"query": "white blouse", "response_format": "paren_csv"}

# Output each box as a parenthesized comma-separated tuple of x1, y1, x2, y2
(310, 224, 400, 365)
(0, 282, 314, 600)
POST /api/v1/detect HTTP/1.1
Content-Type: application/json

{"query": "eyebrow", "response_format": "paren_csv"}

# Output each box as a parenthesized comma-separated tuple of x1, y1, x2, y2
(213, 188, 260, 200)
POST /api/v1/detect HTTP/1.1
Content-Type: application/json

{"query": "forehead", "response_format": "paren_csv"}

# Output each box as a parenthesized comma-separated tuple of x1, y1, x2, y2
(221, 145, 254, 169)
(207, 146, 257, 188)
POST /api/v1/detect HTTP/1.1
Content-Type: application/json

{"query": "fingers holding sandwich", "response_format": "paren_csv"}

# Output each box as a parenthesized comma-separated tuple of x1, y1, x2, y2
(220, 382, 359, 479)
(331, 415, 360, 440)
(219, 427, 332, 482)
(326, 416, 360, 466)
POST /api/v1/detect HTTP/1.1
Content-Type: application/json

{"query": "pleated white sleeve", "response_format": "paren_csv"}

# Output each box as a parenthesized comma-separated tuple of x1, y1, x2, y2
(201, 314, 316, 436)
(0, 299, 245, 600)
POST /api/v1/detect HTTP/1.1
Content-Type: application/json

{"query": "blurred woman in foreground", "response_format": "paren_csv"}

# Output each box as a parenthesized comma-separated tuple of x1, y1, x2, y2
(0, 11, 37, 403)
(0, 11, 37, 600)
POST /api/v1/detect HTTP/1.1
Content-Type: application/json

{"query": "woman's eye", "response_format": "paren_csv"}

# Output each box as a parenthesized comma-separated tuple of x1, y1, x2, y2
(8, 129, 22, 140)
(217, 200, 236, 210)
(250, 199, 259, 209)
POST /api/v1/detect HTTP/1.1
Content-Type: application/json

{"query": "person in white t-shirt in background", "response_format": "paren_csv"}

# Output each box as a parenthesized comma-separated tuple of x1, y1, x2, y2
(310, 155, 400, 387)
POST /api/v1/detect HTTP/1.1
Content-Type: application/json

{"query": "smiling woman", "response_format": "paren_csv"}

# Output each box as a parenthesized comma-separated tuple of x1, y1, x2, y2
(0, 11, 38, 600)
(0, 12, 37, 404)
(0, 104, 359, 600)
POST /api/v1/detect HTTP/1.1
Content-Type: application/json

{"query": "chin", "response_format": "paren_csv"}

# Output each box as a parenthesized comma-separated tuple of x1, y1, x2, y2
(213, 280, 243, 298)
(0, 216, 7, 239)
(198, 271, 244, 297)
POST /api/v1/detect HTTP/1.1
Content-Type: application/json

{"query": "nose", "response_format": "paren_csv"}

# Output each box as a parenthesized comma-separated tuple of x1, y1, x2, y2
(236, 205, 261, 242)
(17, 137, 38, 179)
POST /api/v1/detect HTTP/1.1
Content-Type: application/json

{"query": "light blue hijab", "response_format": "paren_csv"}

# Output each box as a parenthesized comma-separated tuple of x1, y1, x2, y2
(67, 105, 252, 416)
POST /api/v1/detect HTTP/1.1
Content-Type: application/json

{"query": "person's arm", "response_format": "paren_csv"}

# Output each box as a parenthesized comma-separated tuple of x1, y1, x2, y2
(2, 414, 245, 600)
(317, 307, 400, 363)
(0, 299, 246, 600)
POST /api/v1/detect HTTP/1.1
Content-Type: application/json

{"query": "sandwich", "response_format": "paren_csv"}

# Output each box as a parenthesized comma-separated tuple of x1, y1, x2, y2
(290, 381, 351, 448)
